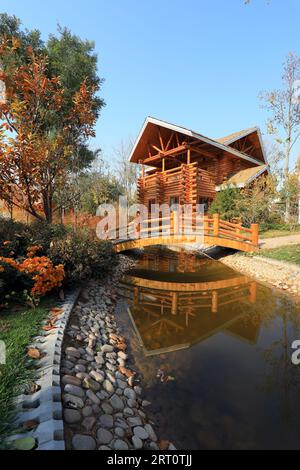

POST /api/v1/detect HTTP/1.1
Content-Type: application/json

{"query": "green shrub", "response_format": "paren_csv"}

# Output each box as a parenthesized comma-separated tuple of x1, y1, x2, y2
(0, 217, 68, 258)
(48, 229, 117, 283)
(209, 187, 242, 221)
(26, 220, 68, 252)
(0, 261, 33, 306)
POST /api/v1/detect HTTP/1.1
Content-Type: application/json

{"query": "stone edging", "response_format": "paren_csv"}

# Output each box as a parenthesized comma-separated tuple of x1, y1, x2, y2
(7, 289, 81, 450)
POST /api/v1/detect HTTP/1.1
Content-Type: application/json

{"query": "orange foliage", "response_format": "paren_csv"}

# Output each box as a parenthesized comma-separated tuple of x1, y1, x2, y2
(0, 249, 65, 297)
(0, 37, 98, 222)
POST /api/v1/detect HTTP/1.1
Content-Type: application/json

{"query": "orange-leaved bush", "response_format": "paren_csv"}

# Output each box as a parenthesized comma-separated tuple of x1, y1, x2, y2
(0, 249, 64, 297)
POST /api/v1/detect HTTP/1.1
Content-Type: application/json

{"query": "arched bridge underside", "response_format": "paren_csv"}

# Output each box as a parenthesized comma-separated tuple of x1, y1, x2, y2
(113, 234, 257, 253)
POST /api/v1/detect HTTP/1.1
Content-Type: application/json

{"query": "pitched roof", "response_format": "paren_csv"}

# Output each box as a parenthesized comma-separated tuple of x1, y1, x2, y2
(129, 117, 265, 166)
(216, 127, 258, 144)
(216, 164, 268, 191)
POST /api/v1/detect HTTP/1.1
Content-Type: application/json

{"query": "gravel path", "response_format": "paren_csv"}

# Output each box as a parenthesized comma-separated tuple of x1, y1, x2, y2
(259, 233, 300, 249)
(60, 255, 175, 451)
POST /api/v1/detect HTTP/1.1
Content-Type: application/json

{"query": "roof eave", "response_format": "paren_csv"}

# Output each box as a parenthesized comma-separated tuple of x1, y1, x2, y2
(129, 117, 263, 166)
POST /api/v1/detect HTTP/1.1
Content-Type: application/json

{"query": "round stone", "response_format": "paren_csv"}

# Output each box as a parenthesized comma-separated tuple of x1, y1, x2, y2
(62, 375, 81, 387)
(115, 427, 125, 438)
(132, 435, 143, 449)
(82, 416, 96, 432)
(124, 407, 134, 417)
(103, 379, 114, 395)
(66, 347, 80, 359)
(97, 428, 113, 445)
(113, 439, 129, 450)
(145, 423, 157, 441)
(134, 426, 149, 440)
(83, 377, 101, 392)
(82, 406, 93, 418)
(128, 416, 142, 427)
(90, 370, 104, 383)
(86, 389, 100, 405)
(72, 434, 96, 450)
(124, 387, 136, 400)
(99, 414, 114, 429)
(117, 351, 127, 360)
(101, 402, 113, 414)
(110, 394, 124, 410)
(63, 394, 84, 409)
(64, 408, 81, 424)
(101, 344, 114, 353)
(64, 384, 85, 398)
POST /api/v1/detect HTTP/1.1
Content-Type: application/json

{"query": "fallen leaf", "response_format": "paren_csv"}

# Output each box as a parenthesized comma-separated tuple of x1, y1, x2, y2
(159, 440, 170, 450)
(14, 436, 37, 451)
(27, 348, 40, 359)
(119, 366, 135, 378)
(51, 307, 63, 314)
(22, 419, 38, 431)
(42, 325, 56, 331)
(116, 342, 127, 351)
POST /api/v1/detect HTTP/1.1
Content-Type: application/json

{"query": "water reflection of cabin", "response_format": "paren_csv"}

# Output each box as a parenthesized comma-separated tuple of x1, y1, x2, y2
(119, 259, 260, 356)
(129, 117, 268, 213)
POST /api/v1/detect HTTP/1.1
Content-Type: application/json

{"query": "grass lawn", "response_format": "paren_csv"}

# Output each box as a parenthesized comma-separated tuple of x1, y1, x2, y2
(258, 244, 300, 265)
(0, 300, 54, 440)
(260, 228, 300, 239)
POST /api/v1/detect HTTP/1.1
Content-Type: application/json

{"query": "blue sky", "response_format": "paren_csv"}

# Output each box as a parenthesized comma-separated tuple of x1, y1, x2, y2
(2, 0, 300, 166)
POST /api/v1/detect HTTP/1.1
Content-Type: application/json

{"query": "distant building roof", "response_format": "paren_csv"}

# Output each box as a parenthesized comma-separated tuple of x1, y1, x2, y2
(216, 127, 258, 145)
(216, 164, 268, 191)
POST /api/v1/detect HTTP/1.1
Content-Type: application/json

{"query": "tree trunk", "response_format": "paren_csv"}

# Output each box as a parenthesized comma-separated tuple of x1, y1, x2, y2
(43, 194, 53, 224)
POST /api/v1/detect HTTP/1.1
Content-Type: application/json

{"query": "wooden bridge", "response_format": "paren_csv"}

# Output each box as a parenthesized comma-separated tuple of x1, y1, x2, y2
(106, 212, 259, 253)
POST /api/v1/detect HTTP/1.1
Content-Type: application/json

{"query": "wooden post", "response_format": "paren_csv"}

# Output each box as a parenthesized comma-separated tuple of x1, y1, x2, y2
(249, 282, 257, 303)
(170, 211, 174, 235)
(187, 148, 191, 165)
(173, 210, 179, 235)
(171, 292, 178, 315)
(162, 158, 165, 172)
(204, 215, 209, 235)
(213, 213, 219, 237)
(212, 290, 218, 313)
(251, 223, 259, 245)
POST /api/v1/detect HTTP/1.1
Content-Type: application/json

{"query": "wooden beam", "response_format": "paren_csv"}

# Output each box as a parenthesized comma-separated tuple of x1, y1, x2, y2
(151, 144, 163, 153)
(165, 132, 174, 151)
(158, 129, 165, 151)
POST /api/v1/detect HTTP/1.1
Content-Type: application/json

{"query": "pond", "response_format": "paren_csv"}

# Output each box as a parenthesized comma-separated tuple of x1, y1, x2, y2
(117, 248, 300, 450)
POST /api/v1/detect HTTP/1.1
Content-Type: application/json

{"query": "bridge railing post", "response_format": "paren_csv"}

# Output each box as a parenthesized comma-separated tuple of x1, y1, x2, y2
(213, 213, 219, 237)
(204, 215, 209, 236)
(251, 223, 259, 245)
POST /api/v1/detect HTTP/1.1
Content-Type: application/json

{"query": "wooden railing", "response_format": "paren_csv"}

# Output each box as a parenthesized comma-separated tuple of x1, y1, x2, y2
(105, 212, 259, 248)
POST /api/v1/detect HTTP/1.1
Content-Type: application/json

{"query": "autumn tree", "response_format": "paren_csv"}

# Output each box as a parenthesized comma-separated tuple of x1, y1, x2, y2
(0, 15, 105, 172)
(0, 38, 98, 223)
(259, 52, 300, 220)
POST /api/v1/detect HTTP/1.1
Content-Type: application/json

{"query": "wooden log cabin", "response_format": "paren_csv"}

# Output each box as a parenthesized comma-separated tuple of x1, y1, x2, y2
(129, 117, 268, 214)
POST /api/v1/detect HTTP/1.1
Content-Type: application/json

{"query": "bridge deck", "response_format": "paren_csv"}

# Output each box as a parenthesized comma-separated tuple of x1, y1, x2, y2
(106, 213, 259, 253)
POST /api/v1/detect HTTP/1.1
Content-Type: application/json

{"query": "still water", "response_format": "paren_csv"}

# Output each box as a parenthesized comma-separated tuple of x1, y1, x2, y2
(117, 248, 300, 450)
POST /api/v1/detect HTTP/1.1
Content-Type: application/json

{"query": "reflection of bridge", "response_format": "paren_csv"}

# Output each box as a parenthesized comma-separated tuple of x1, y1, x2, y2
(119, 269, 260, 356)
(110, 213, 259, 253)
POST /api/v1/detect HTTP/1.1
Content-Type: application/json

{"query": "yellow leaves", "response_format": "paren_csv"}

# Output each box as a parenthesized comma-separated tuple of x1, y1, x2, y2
(12, 37, 21, 51)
